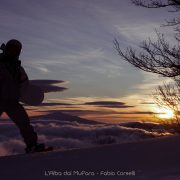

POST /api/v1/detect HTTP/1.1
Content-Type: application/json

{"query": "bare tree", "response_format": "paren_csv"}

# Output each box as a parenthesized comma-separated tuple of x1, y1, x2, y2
(132, 0, 180, 26)
(153, 82, 180, 124)
(132, 0, 180, 12)
(114, 0, 180, 78)
(114, 0, 180, 125)
(132, 0, 180, 8)
(132, 0, 180, 43)
(114, 32, 180, 78)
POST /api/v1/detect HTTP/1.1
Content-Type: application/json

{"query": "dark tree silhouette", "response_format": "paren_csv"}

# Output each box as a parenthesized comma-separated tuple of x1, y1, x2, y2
(114, 0, 180, 123)
(114, 32, 180, 78)
(132, 0, 180, 26)
(153, 82, 180, 125)
(132, 0, 180, 10)
(114, 0, 180, 78)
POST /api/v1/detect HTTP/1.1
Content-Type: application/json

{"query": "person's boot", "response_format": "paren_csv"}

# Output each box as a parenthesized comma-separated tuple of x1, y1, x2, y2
(25, 143, 46, 153)
(25, 143, 53, 154)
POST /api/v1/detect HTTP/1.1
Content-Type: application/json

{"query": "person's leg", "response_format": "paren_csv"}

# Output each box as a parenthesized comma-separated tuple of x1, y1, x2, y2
(4, 102, 38, 148)
(0, 110, 3, 117)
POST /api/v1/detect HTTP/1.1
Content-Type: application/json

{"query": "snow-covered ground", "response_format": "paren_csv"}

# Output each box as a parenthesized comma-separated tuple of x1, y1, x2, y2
(0, 135, 180, 180)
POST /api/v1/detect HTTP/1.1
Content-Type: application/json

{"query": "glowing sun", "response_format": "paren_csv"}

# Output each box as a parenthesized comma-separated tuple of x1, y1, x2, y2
(157, 108, 174, 119)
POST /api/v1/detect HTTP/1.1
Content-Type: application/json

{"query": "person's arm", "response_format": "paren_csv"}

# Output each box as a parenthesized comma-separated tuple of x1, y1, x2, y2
(19, 66, 29, 98)
(19, 66, 29, 84)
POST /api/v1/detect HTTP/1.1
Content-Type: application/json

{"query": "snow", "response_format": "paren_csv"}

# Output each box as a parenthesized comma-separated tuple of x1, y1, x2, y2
(0, 135, 180, 180)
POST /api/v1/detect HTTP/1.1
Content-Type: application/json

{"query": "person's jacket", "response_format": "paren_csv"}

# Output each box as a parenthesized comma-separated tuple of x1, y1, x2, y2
(0, 53, 29, 107)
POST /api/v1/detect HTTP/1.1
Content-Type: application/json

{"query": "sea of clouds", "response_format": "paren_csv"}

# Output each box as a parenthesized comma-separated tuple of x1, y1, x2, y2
(0, 115, 171, 157)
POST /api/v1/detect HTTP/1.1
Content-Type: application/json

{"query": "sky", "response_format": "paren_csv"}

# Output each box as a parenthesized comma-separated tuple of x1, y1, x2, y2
(0, 0, 177, 123)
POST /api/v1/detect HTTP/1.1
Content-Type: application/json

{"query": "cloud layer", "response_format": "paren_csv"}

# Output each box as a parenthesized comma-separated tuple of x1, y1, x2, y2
(84, 101, 134, 108)
(30, 80, 67, 93)
(0, 112, 170, 157)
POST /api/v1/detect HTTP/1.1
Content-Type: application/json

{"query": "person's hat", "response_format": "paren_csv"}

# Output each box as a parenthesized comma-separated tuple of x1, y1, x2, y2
(6, 39, 22, 50)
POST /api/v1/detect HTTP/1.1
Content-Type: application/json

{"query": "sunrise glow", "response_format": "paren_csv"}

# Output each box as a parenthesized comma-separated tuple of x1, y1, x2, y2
(156, 108, 175, 119)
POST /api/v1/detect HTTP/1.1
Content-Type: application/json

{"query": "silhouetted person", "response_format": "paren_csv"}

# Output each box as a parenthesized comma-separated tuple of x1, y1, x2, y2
(0, 39, 45, 153)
